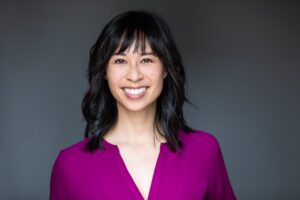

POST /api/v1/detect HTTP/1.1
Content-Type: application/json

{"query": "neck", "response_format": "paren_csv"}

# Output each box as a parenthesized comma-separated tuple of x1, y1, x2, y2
(106, 102, 165, 145)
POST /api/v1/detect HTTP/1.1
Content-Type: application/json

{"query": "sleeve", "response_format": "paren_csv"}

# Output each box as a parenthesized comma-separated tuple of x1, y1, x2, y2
(49, 150, 69, 200)
(206, 143, 237, 200)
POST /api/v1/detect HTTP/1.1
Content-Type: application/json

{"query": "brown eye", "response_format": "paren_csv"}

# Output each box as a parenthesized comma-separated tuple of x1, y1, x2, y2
(114, 59, 126, 64)
(141, 58, 153, 63)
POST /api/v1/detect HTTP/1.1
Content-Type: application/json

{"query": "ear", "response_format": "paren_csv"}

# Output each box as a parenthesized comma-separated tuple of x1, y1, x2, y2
(163, 68, 168, 78)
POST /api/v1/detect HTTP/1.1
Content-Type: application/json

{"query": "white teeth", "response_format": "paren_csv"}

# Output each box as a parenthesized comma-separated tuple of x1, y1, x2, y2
(124, 87, 146, 95)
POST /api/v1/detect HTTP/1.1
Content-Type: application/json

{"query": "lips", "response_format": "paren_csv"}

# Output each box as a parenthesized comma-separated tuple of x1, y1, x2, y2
(122, 86, 148, 99)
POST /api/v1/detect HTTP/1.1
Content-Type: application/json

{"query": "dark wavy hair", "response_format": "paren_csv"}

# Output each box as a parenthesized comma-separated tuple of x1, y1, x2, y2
(81, 10, 196, 153)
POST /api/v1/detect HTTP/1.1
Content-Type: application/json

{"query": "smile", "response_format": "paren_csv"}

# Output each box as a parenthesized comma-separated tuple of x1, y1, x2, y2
(122, 87, 148, 99)
(123, 87, 147, 95)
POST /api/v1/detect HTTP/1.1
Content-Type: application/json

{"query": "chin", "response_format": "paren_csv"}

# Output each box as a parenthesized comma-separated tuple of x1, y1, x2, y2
(117, 100, 157, 113)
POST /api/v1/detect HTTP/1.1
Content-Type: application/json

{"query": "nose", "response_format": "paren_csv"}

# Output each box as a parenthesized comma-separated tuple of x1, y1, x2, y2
(126, 62, 143, 82)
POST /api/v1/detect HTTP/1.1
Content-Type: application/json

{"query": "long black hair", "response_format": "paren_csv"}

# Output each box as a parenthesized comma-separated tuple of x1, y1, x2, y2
(81, 10, 196, 152)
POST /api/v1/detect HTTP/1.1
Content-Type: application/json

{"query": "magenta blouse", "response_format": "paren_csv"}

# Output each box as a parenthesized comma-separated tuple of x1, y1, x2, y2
(50, 129, 237, 200)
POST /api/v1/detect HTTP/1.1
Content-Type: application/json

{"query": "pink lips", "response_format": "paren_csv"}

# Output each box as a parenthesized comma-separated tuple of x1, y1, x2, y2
(123, 87, 147, 100)
(124, 91, 145, 99)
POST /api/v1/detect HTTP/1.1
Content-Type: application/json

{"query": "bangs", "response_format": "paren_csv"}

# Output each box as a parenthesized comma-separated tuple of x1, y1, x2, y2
(115, 30, 157, 54)
(104, 11, 165, 59)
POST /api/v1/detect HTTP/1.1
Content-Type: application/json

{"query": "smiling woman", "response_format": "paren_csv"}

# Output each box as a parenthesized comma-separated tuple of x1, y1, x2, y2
(105, 40, 167, 113)
(49, 10, 237, 200)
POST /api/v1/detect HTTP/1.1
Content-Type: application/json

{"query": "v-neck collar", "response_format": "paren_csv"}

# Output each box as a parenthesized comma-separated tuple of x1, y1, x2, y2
(102, 139, 168, 200)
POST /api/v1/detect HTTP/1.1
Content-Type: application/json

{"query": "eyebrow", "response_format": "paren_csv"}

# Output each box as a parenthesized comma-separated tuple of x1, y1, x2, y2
(112, 52, 156, 56)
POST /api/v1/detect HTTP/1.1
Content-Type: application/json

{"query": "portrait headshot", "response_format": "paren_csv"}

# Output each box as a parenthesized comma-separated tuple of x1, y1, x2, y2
(49, 10, 236, 200)
(1, 1, 299, 200)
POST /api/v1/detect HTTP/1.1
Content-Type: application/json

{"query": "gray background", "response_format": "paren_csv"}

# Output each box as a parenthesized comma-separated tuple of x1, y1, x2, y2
(1, 1, 299, 200)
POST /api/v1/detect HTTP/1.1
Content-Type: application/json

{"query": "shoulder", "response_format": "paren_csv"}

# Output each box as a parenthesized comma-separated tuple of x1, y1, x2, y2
(61, 137, 90, 153)
(179, 129, 221, 156)
(52, 138, 94, 168)
(60, 138, 90, 156)
(180, 129, 220, 148)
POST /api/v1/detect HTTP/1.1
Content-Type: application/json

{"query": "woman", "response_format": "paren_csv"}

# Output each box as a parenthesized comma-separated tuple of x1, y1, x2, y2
(50, 10, 237, 200)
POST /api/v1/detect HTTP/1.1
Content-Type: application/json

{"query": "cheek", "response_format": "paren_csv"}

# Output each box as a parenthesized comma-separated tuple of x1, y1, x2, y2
(150, 76, 164, 95)
(149, 71, 165, 84)
(106, 69, 123, 83)
(147, 66, 164, 78)
(106, 74, 122, 94)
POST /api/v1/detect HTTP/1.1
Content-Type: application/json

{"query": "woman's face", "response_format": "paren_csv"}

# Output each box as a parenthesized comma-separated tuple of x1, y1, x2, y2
(105, 40, 167, 113)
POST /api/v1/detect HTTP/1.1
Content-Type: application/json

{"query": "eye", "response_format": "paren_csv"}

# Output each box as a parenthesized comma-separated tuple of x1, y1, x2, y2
(141, 58, 153, 63)
(114, 59, 126, 64)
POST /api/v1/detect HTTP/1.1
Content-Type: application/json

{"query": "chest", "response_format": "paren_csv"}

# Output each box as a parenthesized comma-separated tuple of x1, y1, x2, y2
(67, 145, 211, 200)
(118, 146, 160, 200)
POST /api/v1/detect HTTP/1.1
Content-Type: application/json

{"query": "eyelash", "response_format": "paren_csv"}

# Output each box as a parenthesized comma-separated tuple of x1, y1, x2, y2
(114, 58, 153, 64)
(114, 59, 126, 64)
(142, 58, 153, 63)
